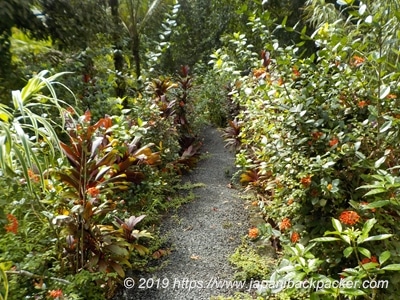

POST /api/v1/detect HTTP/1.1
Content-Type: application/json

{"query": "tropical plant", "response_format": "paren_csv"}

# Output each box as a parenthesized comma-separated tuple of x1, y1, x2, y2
(0, 263, 9, 300)
(209, 0, 400, 298)
(119, 0, 176, 78)
(49, 111, 158, 290)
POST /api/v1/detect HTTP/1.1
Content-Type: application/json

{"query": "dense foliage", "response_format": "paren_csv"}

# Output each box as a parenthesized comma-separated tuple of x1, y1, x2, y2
(212, 0, 400, 299)
(2, 0, 400, 299)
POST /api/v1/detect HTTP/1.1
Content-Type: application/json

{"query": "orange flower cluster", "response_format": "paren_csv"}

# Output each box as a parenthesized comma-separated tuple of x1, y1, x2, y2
(49, 289, 63, 298)
(300, 175, 312, 187)
(248, 227, 259, 239)
(287, 198, 294, 205)
(339, 210, 360, 226)
(292, 66, 300, 77)
(27, 169, 40, 183)
(5, 214, 18, 234)
(87, 187, 100, 198)
(329, 138, 339, 147)
(312, 131, 323, 140)
(66, 107, 75, 115)
(84, 110, 91, 122)
(361, 256, 378, 265)
(253, 68, 267, 78)
(387, 94, 397, 99)
(291, 232, 300, 243)
(350, 55, 365, 67)
(357, 101, 368, 108)
(280, 218, 291, 231)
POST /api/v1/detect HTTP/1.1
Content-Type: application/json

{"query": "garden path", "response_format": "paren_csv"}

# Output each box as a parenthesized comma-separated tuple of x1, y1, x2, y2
(116, 125, 251, 300)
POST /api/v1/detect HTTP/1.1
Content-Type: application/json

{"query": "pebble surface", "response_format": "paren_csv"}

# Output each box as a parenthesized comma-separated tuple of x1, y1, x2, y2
(115, 126, 250, 300)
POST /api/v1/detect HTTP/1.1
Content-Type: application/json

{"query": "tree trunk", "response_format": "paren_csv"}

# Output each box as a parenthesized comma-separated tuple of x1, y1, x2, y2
(132, 34, 141, 79)
(0, 26, 12, 82)
(109, 0, 126, 98)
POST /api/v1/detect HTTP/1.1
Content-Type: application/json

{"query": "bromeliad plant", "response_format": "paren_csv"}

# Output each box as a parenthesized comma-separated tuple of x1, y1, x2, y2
(49, 110, 159, 291)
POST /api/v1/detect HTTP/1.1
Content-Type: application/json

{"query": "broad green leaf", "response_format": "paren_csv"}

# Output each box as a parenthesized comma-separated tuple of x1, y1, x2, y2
(358, 247, 371, 258)
(361, 218, 376, 237)
(311, 237, 341, 242)
(132, 244, 149, 256)
(364, 189, 388, 196)
(362, 234, 393, 243)
(379, 85, 390, 99)
(110, 262, 125, 278)
(343, 246, 353, 258)
(332, 218, 342, 233)
(382, 264, 400, 271)
(105, 244, 129, 257)
(379, 251, 391, 265)
(379, 120, 392, 133)
(374, 156, 386, 168)
(341, 235, 351, 245)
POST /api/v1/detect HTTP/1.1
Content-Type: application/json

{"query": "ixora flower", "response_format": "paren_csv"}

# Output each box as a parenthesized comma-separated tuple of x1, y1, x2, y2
(5, 214, 18, 234)
(87, 187, 100, 198)
(329, 137, 339, 147)
(339, 210, 360, 226)
(361, 256, 378, 265)
(280, 218, 291, 231)
(48, 289, 63, 298)
(248, 227, 259, 239)
(350, 55, 365, 67)
(357, 100, 368, 108)
(300, 175, 312, 187)
(311, 131, 323, 140)
(291, 232, 300, 243)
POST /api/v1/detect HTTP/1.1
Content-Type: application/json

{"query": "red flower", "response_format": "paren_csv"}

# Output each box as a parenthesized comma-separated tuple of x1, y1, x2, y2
(329, 137, 339, 147)
(27, 169, 40, 183)
(350, 55, 365, 67)
(87, 187, 100, 198)
(66, 107, 75, 115)
(357, 101, 368, 108)
(253, 68, 267, 78)
(280, 218, 292, 231)
(84, 110, 91, 122)
(248, 227, 259, 239)
(361, 256, 378, 265)
(292, 66, 300, 77)
(291, 232, 300, 243)
(311, 131, 323, 140)
(386, 94, 397, 99)
(49, 289, 63, 298)
(300, 175, 312, 187)
(5, 214, 18, 234)
(339, 211, 360, 226)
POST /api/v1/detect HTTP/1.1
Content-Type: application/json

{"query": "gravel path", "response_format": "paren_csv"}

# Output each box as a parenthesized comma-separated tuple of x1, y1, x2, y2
(117, 125, 250, 300)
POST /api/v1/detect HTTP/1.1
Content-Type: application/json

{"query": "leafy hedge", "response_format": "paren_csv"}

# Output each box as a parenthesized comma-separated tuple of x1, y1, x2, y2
(213, 1, 400, 299)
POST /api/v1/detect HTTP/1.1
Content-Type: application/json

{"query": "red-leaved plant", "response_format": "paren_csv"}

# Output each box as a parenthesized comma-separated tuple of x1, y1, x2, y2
(49, 111, 159, 293)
